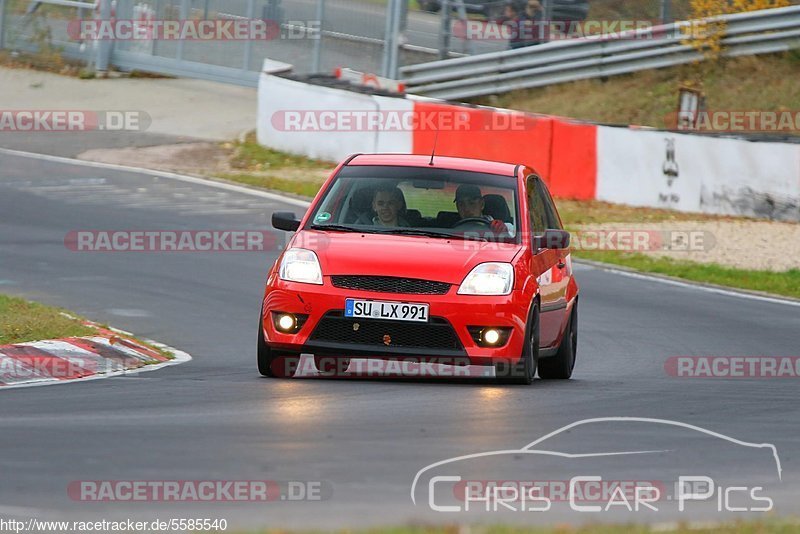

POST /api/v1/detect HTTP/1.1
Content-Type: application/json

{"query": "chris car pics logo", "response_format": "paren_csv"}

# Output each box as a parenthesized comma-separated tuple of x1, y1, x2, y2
(411, 417, 781, 514)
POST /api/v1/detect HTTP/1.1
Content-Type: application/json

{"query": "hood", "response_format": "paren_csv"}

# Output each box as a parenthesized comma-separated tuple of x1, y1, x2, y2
(292, 230, 522, 285)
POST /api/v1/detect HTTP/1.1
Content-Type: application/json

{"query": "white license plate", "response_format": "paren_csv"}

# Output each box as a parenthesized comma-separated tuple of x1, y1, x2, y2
(344, 299, 429, 322)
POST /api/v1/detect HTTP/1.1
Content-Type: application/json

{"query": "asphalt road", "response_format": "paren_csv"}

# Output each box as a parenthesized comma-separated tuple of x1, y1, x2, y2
(0, 132, 196, 158)
(1, 149, 799, 530)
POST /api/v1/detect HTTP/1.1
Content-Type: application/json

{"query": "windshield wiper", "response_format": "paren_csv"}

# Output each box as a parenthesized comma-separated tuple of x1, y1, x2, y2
(381, 228, 488, 242)
(309, 224, 370, 233)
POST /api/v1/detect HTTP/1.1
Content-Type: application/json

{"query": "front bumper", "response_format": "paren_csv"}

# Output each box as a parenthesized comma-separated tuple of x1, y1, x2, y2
(262, 278, 530, 366)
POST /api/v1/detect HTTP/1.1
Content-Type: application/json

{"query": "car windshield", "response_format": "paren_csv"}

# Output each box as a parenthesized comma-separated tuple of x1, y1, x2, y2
(307, 165, 520, 243)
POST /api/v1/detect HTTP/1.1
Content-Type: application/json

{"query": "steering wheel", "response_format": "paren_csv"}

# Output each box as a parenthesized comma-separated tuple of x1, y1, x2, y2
(453, 217, 491, 228)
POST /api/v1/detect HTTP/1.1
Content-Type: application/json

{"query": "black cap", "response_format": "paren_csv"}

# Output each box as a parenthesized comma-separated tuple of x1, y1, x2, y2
(454, 184, 483, 203)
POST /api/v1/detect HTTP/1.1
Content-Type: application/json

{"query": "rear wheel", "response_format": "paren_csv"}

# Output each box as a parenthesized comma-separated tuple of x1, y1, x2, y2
(538, 302, 577, 379)
(257, 316, 299, 378)
(495, 304, 538, 385)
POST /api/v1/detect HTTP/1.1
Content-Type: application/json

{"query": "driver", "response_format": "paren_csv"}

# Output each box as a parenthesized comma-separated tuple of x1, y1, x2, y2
(453, 184, 508, 235)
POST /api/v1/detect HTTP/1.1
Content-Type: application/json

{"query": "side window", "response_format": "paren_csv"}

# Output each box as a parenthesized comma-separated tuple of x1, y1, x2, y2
(526, 175, 548, 235)
(535, 179, 563, 230)
(314, 177, 353, 224)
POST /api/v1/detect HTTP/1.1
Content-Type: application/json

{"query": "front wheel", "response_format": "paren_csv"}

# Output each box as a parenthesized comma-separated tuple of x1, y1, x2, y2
(538, 302, 577, 379)
(257, 316, 299, 378)
(496, 304, 539, 385)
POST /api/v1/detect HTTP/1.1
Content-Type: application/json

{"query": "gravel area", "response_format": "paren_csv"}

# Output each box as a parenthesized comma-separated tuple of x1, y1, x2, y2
(1, 66, 256, 141)
(578, 220, 800, 272)
(78, 142, 233, 175)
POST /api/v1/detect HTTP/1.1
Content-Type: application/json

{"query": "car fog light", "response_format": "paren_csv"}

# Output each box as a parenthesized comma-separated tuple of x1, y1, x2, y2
(467, 326, 511, 347)
(270, 312, 308, 334)
(483, 329, 501, 345)
(277, 314, 296, 332)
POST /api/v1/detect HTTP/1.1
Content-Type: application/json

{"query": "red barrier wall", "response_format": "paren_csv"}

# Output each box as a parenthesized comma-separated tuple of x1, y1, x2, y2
(411, 100, 597, 199)
(548, 118, 597, 199)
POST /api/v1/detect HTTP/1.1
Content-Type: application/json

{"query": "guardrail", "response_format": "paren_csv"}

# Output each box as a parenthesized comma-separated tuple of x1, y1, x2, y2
(400, 6, 800, 100)
(35, 0, 96, 8)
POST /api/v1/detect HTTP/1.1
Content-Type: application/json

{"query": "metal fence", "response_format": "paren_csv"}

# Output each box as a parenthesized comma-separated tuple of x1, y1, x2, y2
(401, 5, 800, 99)
(420, 0, 693, 60)
(0, 0, 405, 85)
(3, 0, 799, 88)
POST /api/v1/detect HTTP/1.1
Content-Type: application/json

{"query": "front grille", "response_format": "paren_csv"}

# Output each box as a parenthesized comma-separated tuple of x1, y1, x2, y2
(309, 312, 463, 351)
(330, 275, 451, 295)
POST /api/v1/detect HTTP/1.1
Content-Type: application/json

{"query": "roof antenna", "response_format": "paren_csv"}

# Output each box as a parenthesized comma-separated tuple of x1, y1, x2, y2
(428, 128, 439, 166)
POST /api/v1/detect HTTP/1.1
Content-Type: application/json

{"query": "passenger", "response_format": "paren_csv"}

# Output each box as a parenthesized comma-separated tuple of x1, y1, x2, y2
(372, 186, 410, 227)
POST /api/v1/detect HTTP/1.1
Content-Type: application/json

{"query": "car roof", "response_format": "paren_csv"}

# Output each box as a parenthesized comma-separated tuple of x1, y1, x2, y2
(347, 154, 519, 177)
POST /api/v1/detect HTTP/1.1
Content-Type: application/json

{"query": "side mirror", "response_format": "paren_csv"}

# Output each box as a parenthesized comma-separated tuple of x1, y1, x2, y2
(535, 229, 570, 250)
(272, 212, 300, 232)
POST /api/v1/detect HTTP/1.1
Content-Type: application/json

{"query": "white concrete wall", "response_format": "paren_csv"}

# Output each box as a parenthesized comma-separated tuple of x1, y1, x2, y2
(257, 73, 413, 162)
(258, 71, 800, 221)
(597, 126, 800, 220)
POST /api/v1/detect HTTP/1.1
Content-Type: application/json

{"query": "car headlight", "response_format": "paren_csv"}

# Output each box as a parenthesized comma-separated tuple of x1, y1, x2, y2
(458, 262, 514, 296)
(279, 248, 323, 285)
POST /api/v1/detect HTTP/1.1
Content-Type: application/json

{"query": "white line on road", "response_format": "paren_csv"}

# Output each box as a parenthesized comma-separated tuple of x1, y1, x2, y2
(578, 261, 800, 308)
(0, 147, 313, 209)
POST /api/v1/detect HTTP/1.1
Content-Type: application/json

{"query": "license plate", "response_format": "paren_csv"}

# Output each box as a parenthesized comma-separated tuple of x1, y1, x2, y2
(344, 299, 429, 322)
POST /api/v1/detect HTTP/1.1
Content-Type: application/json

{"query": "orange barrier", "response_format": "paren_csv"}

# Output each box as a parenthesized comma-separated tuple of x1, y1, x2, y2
(548, 118, 597, 199)
(411, 100, 597, 200)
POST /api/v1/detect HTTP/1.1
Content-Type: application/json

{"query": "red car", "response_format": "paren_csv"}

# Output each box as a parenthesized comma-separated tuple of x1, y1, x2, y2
(259, 154, 578, 384)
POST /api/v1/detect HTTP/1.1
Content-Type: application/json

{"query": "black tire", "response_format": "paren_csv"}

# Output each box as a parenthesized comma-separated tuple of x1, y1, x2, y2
(495, 303, 539, 385)
(538, 302, 577, 379)
(314, 355, 351, 376)
(257, 316, 299, 378)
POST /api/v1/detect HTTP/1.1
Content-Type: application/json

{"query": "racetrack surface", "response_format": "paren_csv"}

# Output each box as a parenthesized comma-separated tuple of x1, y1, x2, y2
(1, 150, 799, 529)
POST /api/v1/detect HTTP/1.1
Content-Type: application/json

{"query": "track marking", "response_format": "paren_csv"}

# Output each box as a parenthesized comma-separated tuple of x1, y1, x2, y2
(0, 147, 312, 209)
(106, 308, 153, 318)
(578, 261, 800, 308)
(0, 341, 191, 392)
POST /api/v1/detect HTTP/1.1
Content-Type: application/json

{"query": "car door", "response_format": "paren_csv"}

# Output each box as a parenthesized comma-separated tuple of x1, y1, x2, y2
(526, 174, 571, 349)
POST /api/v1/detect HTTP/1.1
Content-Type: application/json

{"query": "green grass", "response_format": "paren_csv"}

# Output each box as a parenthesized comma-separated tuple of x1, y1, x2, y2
(218, 134, 332, 197)
(555, 199, 735, 226)
(558, 201, 800, 299)
(522, 201, 800, 299)
(217, 172, 327, 198)
(577, 251, 800, 299)
(229, 134, 334, 172)
(0, 294, 95, 345)
(0, 294, 175, 361)
(483, 53, 800, 132)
